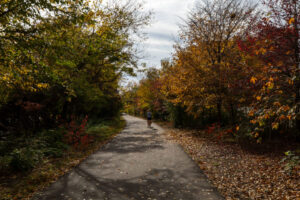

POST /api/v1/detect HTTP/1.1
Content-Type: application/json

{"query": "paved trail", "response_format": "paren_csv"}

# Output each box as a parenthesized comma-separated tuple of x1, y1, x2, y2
(33, 115, 223, 200)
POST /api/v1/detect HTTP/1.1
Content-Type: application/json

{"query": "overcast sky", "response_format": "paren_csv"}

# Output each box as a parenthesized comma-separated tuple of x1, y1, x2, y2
(140, 0, 197, 68)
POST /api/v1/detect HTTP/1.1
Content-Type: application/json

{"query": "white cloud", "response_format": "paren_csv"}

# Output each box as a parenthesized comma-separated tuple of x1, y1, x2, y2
(138, 0, 196, 69)
(103, 0, 197, 83)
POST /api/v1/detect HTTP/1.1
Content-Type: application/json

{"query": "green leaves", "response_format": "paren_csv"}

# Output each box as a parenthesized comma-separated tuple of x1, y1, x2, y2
(0, 0, 151, 131)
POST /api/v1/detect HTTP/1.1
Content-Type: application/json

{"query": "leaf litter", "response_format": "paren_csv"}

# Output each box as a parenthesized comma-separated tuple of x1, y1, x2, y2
(163, 128, 299, 200)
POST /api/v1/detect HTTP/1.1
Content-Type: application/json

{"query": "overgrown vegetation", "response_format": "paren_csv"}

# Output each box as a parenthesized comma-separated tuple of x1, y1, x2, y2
(0, 0, 149, 198)
(0, 117, 126, 200)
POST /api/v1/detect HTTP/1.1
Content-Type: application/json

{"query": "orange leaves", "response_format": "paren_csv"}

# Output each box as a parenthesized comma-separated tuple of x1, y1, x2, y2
(265, 81, 274, 90)
(264, 113, 270, 119)
(256, 96, 262, 101)
(280, 105, 290, 112)
(255, 48, 267, 55)
(248, 110, 255, 117)
(278, 115, 286, 121)
(288, 17, 295, 25)
(272, 122, 279, 130)
(250, 76, 257, 84)
(273, 102, 281, 107)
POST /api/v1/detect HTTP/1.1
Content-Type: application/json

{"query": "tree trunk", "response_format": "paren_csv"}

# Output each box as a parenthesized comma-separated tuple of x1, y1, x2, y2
(230, 103, 236, 125)
(217, 98, 222, 125)
(295, 14, 300, 130)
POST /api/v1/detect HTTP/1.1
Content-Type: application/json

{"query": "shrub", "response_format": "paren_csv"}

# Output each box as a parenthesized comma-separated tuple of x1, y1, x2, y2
(0, 155, 12, 172)
(10, 147, 43, 172)
(64, 115, 92, 149)
(280, 151, 300, 174)
(41, 129, 69, 158)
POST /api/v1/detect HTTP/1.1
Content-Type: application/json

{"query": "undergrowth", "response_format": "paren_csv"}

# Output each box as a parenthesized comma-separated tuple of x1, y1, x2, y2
(0, 117, 126, 200)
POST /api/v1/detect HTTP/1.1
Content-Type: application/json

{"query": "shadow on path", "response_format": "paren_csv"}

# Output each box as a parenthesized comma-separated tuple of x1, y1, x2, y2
(33, 115, 223, 200)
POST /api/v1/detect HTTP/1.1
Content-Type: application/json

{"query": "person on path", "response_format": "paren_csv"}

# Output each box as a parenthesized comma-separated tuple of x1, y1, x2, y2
(147, 110, 152, 127)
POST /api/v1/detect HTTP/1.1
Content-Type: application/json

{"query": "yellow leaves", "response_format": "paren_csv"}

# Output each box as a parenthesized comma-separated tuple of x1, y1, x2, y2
(288, 17, 295, 25)
(259, 120, 264, 127)
(0, 69, 49, 91)
(287, 115, 292, 120)
(250, 76, 257, 84)
(272, 122, 279, 130)
(236, 126, 239, 131)
(239, 98, 245, 103)
(88, 23, 96, 29)
(37, 83, 49, 89)
(1, 73, 11, 82)
(254, 132, 259, 138)
(256, 96, 261, 101)
(265, 81, 274, 89)
(260, 48, 267, 55)
(250, 120, 256, 124)
(255, 48, 267, 55)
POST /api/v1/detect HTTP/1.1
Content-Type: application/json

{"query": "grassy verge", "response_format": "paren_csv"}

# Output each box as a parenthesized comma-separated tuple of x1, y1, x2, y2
(0, 117, 126, 200)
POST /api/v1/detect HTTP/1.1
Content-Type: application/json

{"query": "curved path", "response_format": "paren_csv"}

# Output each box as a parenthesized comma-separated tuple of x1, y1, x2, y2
(33, 115, 223, 200)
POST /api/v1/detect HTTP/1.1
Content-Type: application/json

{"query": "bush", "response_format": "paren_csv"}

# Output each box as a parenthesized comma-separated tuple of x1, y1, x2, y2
(41, 129, 69, 158)
(280, 151, 300, 174)
(0, 155, 12, 172)
(10, 147, 43, 172)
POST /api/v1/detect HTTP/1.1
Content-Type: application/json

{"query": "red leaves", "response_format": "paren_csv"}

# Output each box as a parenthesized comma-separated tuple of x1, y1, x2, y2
(206, 124, 236, 140)
(17, 101, 44, 112)
(64, 115, 93, 149)
(206, 123, 220, 134)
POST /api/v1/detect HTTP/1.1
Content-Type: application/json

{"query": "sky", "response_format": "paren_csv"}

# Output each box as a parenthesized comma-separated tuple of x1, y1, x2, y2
(139, 0, 197, 68)
(106, 0, 260, 84)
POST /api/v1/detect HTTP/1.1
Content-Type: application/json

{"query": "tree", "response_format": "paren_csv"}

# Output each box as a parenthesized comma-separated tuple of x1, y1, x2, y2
(164, 0, 257, 124)
(239, 0, 300, 139)
(0, 0, 151, 132)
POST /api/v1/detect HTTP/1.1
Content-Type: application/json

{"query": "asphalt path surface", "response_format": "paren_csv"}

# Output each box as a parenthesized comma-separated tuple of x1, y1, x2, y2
(33, 115, 223, 200)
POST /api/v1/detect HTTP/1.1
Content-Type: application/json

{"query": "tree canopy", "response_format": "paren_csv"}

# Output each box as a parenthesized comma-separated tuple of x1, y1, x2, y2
(123, 0, 300, 142)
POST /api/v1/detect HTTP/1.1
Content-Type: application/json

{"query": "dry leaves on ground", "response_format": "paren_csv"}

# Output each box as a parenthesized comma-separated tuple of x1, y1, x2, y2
(164, 128, 300, 200)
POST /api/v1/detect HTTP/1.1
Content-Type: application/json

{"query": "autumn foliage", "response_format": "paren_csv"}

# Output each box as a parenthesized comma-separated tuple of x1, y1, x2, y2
(0, 0, 150, 173)
(124, 0, 300, 143)
(64, 115, 93, 149)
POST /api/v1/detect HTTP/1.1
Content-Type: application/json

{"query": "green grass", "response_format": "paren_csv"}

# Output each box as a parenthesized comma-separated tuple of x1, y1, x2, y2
(0, 117, 126, 200)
